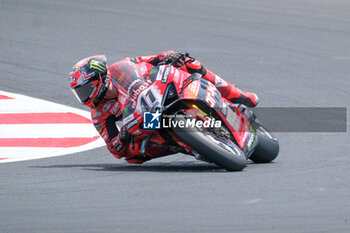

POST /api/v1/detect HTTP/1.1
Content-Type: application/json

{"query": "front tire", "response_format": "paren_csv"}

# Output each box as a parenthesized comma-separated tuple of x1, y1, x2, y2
(172, 114, 247, 171)
(249, 122, 279, 163)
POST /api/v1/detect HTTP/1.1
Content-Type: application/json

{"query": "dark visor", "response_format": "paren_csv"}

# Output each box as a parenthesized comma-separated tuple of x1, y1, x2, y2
(74, 82, 96, 103)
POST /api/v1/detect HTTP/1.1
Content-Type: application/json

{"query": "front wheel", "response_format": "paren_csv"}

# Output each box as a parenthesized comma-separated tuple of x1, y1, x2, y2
(249, 122, 279, 163)
(171, 114, 247, 171)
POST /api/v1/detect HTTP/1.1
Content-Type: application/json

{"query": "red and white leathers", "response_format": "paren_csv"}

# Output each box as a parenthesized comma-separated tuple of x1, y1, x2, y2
(92, 50, 259, 164)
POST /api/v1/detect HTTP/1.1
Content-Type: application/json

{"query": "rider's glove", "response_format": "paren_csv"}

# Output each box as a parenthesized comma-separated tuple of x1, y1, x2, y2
(165, 52, 185, 68)
(109, 127, 132, 155)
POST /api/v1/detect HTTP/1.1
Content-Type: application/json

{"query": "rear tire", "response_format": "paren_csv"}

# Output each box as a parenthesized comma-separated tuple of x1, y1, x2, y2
(172, 114, 247, 171)
(249, 122, 279, 163)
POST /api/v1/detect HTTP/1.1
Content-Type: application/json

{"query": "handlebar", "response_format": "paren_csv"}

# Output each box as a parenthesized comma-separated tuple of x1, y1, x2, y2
(158, 52, 194, 66)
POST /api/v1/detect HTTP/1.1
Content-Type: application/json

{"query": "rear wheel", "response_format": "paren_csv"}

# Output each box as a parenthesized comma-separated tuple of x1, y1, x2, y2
(249, 122, 279, 163)
(171, 114, 247, 171)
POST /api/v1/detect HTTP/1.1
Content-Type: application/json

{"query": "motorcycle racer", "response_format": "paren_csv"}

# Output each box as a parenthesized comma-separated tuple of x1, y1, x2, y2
(68, 51, 259, 163)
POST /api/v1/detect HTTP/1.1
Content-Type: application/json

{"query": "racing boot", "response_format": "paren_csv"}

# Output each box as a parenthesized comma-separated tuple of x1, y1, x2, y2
(185, 60, 259, 107)
(224, 86, 259, 107)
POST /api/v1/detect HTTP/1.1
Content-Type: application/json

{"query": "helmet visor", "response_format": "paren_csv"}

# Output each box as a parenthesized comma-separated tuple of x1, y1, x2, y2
(91, 80, 109, 107)
(74, 81, 97, 103)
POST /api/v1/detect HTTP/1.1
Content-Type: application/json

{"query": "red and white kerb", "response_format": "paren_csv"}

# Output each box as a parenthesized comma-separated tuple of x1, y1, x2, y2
(0, 91, 105, 163)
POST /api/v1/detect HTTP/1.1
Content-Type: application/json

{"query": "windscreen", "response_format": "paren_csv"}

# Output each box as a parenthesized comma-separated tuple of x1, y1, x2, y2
(109, 61, 142, 94)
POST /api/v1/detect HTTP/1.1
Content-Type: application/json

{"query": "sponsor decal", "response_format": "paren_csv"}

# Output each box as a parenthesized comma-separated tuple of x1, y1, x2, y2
(111, 137, 119, 147)
(125, 119, 138, 130)
(123, 113, 134, 123)
(161, 66, 171, 83)
(131, 79, 152, 101)
(90, 59, 106, 72)
(156, 66, 165, 81)
(110, 102, 120, 115)
(181, 76, 200, 92)
(181, 80, 200, 97)
(127, 79, 142, 94)
(103, 101, 112, 112)
(188, 81, 200, 95)
(116, 143, 124, 152)
(205, 82, 217, 108)
(139, 88, 159, 112)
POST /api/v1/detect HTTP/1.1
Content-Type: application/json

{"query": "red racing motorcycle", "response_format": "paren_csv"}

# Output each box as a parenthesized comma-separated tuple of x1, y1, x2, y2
(114, 61, 279, 171)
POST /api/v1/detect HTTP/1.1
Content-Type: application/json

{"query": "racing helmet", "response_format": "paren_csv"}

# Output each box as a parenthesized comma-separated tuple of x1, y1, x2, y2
(68, 55, 111, 108)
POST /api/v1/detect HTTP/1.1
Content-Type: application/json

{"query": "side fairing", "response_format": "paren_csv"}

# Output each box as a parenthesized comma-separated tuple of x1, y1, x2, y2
(178, 77, 254, 152)
(179, 79, 221, 111)
(217, 101, 257, 153)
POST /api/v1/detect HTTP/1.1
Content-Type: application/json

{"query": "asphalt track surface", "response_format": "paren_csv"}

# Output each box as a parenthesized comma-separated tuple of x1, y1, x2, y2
(1, 0, 350, 232)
